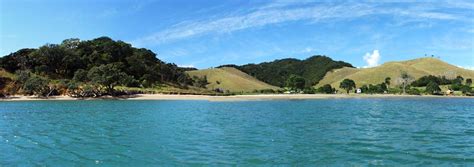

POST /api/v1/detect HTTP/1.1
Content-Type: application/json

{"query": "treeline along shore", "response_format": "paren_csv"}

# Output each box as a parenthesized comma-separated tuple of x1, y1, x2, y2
(1, 37, 473, 99)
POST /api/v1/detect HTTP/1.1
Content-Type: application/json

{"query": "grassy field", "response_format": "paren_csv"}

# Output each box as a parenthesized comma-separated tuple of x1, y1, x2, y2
(186, 67, 280, 93)
(316, 58, 474, 90)
(0, 69, 15, 79)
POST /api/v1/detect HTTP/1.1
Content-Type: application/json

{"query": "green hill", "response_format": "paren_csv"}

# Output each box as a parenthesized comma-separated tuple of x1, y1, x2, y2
(186, 67, 280, 93)
(219, 55, 353, 87)
(0, 69, 15, 95)
(316, 58, 474, 89)
(0, 37, 193, 87)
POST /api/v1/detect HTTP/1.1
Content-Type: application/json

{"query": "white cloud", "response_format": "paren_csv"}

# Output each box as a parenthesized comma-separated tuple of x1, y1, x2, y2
(132, 1, 472, 46)
(132, 3, 373, 46)
(302, 47, 313, 53)
(457, 65, 474, 70)
(178, 64, 195, 68)
(363, 50, 380, 68)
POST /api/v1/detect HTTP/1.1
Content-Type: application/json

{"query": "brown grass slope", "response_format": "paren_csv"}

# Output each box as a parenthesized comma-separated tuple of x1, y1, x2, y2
(0, 68, 15, 79)
(186, 67, 280, 92)
(0, 69, 16, 94)
(316, 58, 474, 89)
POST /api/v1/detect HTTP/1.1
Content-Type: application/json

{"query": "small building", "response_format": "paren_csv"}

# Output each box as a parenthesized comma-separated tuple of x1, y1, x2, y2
(446, 89, 453, 96)
(356, 88, 362, 94)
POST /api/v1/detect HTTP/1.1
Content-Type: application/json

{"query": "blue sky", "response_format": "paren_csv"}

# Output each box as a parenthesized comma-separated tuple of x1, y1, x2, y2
(1, 0, 473, 69)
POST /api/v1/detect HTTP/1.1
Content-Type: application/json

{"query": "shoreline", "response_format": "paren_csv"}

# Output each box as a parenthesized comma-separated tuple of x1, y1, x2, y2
(1, 94, 473, 101)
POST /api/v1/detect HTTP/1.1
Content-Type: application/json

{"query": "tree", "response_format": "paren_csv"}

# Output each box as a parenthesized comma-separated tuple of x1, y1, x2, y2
(73, 69, 88, 82)
(425, 81, 441, 95)
(454, 76, 464, 85)
(23, 75, 49, 96)
(460, 85, 472, 94)
(380, 82, 388, 92)
(193, 75, 209, 88)
(365, 83, 386, 94)
(286, 75, 306, 91)
(30, 44, 70, 77)
(176, 73, 193, 87)
(87, 64, 133, 95)
(15, 70, 32, 84)
(360, 85, 369, 93)
(385, 77, 391, 87)
(400, 72, 413, 94)
(339, 79, 356, 94)
(61, 38, 81, 49)
(317, 84, 334, 94)
(466, 78, 472, 86)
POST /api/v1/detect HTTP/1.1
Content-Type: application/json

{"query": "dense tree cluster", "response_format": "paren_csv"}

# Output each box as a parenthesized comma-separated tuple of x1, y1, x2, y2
(410, 75, 472, 94)
(425, 81, 441, 95)
(285, 74, 306, 91)
(339, 79, 356, 94)
(316, 84, 335, 94)
(359, 83, 388, 94)
(192, 75, 209, 88)
(219, 56, 353, 87)
(0, 37, 195, 96)
(411, 75, 462, 87)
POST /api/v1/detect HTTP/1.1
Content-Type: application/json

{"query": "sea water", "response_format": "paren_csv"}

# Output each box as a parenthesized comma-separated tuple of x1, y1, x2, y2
(1, 98, 473, 166)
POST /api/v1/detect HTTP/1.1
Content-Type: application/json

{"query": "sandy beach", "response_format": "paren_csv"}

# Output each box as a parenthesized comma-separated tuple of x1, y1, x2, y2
(1, 94, 472, 101)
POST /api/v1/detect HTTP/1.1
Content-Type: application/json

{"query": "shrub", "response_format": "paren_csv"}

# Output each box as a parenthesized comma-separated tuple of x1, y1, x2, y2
(425, 81, 441, 95)
(406, 87, 421, 95)
(23, 75, 49, 96)
(316, 84, 335, 94)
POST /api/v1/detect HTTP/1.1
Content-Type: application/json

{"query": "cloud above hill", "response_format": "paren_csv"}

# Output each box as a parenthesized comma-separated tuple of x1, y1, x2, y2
(363, 50, 380, 68)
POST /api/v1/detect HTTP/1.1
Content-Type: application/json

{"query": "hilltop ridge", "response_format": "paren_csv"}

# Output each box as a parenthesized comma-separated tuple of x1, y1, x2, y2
(186, 67, 279, 93)
(316, 57, 474, 89)
(219, 55, 354, 87)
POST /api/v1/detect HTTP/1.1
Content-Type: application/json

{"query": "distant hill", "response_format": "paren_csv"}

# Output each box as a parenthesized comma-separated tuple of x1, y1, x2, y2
(0, 37, 193, 87)
(219, 55, 353, 87)
(186, 67, 280, 93)
(316, 58, 474, 89)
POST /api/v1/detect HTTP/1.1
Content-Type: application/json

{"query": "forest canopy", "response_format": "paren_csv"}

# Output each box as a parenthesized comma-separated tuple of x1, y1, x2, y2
(0, 37, 195, 96)
(219, 56, 353, 87)
(0, 37, 192, 87)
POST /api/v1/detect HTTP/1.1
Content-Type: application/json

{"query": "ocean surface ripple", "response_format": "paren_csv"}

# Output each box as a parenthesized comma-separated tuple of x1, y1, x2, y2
(1, 98, 473, 166)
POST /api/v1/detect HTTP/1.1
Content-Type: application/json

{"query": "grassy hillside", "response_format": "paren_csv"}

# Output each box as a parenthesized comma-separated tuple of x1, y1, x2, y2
(0, 68, 15, 79)
(0, 69, 16, 95)
(317, 58, 474, 89)
(219, 55, 353, 87)
(186, 67, 280, 93)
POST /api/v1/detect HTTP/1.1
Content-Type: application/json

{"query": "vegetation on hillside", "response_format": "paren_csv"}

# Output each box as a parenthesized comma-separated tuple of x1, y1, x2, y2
(285, 75, 306, 92)
(1, 37, 473, 97)
(317, 58, 474, 90)
(0, 37, 199, 97)
(328, 72, 473, 95)
(219, 55, 353, 87)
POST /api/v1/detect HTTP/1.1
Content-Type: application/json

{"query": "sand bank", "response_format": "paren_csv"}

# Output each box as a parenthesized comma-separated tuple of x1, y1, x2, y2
(1, 94, 472, 101)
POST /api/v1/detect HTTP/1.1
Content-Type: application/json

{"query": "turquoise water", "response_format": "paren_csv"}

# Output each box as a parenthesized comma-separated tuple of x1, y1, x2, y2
(1, 98, 473, 166)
